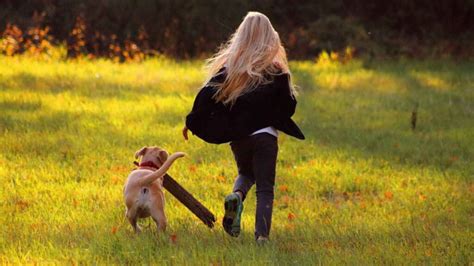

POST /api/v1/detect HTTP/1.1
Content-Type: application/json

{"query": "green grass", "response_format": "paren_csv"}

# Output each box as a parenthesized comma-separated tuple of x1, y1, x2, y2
(0, 55, 473, 264)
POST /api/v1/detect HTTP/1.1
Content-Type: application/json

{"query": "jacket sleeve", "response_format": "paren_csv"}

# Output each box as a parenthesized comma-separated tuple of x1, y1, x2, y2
(186, 85, 215, 132)
(186, 73, 225, 133)
(190, 85, 214, 113)
(189, 72, 225, 113)
(275, 73, 297, 118)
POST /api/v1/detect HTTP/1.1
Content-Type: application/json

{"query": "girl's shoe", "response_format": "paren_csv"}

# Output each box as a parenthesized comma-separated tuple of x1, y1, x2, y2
(222, 193, 243, 237)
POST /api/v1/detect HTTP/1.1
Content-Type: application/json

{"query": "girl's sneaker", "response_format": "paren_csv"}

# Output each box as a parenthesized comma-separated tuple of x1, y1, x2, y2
(256, 236, 269, 245)
(222, 193, 243, 237)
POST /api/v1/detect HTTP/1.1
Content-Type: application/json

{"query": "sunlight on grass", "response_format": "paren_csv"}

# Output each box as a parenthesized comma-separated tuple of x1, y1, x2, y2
(0, 56, 473, 264)
(411, 71, 452, 91)
(292, 59, 406, 94)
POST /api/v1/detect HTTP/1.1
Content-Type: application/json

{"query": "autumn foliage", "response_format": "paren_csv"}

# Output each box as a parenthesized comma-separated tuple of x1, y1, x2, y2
(1, 0, 472, 60)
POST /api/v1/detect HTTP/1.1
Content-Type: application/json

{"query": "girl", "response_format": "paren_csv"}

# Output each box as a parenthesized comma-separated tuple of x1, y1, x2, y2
(183, 11, 304, 243)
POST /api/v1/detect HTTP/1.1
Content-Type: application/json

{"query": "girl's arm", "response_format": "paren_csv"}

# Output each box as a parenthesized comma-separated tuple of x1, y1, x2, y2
(183, 87, 212, 140)
(189, 71, 225, 113)
(184, 72, 225, 140)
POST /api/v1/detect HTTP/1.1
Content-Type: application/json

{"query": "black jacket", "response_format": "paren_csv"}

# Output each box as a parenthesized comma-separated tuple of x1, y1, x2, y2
(185, 69, 305, 144)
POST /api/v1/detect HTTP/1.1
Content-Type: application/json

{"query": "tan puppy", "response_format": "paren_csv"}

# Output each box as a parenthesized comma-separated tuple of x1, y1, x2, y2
(124, 146, 185, 233)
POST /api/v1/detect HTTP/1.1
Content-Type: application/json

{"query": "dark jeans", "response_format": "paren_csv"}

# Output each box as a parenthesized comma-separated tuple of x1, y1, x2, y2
(230, 133, 278, 239)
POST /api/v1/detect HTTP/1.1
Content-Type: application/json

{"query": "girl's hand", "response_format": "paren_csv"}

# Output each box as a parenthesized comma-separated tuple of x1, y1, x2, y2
(182, 126, 189, 141)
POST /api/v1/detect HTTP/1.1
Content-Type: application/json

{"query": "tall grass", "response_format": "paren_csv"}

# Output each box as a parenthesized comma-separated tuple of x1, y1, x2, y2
(0, 55, 472, 264)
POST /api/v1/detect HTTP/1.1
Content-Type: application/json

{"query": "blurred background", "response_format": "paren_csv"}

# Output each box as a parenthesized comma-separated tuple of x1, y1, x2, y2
(1, 0, 473, 61)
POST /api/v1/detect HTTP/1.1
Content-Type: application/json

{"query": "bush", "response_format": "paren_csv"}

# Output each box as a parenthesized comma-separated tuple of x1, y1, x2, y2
(0, 0, 472, 59)
(306, 16, 375, 57)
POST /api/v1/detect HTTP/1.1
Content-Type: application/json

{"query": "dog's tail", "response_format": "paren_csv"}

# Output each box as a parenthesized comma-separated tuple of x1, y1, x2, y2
(139, 152, 186, 186)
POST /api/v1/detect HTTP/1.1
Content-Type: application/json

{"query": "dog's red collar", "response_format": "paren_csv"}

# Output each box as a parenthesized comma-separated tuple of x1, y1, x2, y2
(133, 161, 160, 170)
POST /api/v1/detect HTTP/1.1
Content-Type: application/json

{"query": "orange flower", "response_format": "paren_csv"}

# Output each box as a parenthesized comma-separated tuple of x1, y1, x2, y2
(384, 191, 394, 200)
(278, 185, 288, 192)
(425, 249, 432, 257)
(170, 234, 178, 244)
(111, 226, 118, 234)
(288, 212, 296, 221)
(419, 193, 427, 201)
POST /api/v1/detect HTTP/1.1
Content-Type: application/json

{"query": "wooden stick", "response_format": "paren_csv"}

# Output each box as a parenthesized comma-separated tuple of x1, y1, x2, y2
(162, 174, 216, 228)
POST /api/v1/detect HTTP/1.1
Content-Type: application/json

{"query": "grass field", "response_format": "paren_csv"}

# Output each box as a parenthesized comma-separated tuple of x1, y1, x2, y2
(0, 55, 473, 264)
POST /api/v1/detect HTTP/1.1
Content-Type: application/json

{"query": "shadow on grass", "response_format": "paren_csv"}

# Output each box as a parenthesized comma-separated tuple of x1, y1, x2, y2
(0, 72, 188, 100)
(0, 106, 178, 163)
(0, 99, 43, 111)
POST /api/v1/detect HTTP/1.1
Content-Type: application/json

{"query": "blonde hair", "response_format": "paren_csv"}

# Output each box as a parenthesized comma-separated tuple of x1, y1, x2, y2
(205, 11, 295, 105)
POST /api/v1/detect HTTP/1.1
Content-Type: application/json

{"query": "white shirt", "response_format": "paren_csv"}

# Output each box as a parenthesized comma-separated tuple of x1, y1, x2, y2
(250, 126, 278, 138)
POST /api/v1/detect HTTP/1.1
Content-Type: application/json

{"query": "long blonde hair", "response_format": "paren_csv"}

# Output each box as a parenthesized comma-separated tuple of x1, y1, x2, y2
(205, 11, 295, 105)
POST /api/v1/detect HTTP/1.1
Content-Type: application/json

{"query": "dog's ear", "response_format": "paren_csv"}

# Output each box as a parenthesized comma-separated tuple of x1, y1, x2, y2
(158, 150, 168, 163)
(135, 146, 148, 159)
